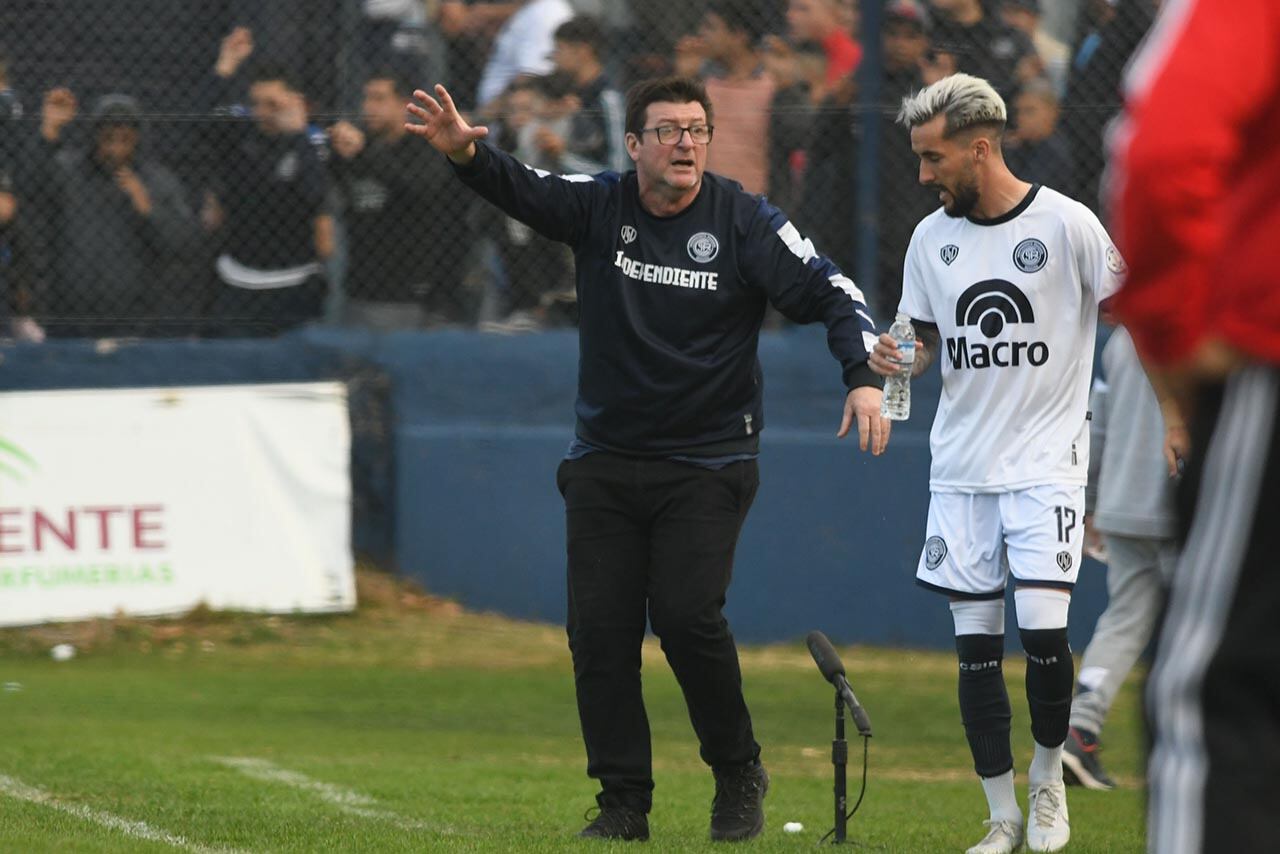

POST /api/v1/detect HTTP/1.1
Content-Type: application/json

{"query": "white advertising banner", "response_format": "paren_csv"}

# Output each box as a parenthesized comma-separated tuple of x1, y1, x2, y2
(0, 382, 355, 627)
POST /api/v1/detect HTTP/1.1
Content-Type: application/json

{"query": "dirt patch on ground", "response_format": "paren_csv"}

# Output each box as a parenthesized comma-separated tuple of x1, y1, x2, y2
(0, 565, 463, 658)
(349, 567, 462, 615)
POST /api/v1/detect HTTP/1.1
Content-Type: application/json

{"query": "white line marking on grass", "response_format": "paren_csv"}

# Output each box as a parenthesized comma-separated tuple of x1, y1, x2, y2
(210, 757, 449, 834)
(212, 757, 377, 808)
(0, 774, 248, 853)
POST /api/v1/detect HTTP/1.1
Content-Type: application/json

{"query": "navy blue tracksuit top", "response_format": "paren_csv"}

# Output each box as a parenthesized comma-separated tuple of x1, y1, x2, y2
(453, 141, 881, 456)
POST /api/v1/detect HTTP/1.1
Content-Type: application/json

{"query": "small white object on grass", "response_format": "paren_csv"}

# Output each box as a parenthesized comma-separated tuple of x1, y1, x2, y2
(50, 644, 75, 662)
(783, 821, 804, 833)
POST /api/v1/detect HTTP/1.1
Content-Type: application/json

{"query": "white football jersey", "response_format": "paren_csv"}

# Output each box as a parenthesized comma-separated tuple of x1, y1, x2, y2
(900, 185, 1124, 493)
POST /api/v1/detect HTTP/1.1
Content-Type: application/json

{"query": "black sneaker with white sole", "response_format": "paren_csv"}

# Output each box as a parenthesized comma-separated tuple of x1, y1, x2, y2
(578, 806, 650, 841)
(710, 761, 769, 841)
(1062, 726, 1116, 790)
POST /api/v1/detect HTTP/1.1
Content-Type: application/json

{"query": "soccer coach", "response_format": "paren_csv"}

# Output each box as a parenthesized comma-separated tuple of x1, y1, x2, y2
(407, 76, 888, 842)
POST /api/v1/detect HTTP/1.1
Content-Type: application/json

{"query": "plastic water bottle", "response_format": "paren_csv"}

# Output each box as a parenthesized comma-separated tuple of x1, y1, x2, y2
(881, 312, 915, 421)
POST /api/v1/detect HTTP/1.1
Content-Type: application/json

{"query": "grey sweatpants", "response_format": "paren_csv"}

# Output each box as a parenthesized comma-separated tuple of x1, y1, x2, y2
(1070, 534, 1178, 735)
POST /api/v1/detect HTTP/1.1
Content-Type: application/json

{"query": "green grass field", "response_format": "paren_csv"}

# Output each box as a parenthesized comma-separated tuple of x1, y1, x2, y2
(0, 572, 1147, 852)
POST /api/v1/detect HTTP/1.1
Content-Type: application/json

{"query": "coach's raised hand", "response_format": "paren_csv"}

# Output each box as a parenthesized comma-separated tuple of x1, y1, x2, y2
(405, 84, 489, 165)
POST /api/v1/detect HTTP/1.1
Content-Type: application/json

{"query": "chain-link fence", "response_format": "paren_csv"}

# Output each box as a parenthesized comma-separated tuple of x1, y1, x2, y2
(0, 0, 1154, 340)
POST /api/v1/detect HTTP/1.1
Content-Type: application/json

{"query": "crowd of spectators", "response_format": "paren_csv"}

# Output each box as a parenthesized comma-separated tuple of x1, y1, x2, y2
(0, 0, 1157, 339)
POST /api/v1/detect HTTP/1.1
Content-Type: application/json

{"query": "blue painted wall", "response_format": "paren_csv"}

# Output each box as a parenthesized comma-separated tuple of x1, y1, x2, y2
(1, 330, 1111, 649)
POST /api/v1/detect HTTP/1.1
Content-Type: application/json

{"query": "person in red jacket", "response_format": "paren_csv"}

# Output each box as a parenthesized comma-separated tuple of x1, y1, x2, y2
(1107, 1, 1280, 852)
(786, 0, 861, 96)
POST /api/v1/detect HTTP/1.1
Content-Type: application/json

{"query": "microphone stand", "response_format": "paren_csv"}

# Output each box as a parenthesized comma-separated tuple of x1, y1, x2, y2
(832, 689, 848, 844)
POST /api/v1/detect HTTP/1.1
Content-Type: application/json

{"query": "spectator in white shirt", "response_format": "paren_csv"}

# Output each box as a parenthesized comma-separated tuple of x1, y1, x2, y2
(475, 0, 574, 108)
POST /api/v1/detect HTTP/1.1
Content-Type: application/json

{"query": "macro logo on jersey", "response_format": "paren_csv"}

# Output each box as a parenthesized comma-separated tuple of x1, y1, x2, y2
(940, 244, 959, 266)
(946, 279, 1049, 369)
(955, 279, 1035, 336)
(1056, 551, 1073, 572)
(924, 536, 947, 570)
(621, 225, 637, 244)
(687, 232, 720, 263)
(1013, 238, 1048, 273)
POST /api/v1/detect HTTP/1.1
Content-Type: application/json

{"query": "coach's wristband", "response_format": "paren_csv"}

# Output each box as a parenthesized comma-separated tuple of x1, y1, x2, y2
(845, 362, 884, 392)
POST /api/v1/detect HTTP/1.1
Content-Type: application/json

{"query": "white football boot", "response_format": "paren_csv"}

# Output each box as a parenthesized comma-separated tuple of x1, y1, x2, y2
(965, 818, 1024, 854)
(1026, 780, 1070, 851)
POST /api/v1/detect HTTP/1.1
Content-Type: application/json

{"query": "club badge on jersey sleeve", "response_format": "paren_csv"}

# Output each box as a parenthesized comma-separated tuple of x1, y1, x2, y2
(1105, 245, 1126, 274)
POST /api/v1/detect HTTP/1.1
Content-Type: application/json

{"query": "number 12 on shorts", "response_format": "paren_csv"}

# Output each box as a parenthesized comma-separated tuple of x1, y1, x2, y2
(1054, 506, 1077, 543)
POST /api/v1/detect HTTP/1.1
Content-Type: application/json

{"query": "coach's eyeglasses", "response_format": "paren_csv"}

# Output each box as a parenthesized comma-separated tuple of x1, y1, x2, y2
(640, 124, 714, 145)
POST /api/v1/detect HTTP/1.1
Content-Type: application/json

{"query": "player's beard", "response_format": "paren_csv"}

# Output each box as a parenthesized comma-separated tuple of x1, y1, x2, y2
(939, 172, 980, 218)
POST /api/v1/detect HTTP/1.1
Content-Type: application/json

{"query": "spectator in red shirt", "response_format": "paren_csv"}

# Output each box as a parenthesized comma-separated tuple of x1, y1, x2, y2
(786, 0, 860, 97)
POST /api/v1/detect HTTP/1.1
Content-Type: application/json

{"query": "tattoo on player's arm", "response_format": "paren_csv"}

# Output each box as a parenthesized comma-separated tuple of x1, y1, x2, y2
(912, 323, 940, 378)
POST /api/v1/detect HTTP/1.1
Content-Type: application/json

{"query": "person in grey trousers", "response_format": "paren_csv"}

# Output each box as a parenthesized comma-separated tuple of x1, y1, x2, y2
(1062, 324, 1189, 789)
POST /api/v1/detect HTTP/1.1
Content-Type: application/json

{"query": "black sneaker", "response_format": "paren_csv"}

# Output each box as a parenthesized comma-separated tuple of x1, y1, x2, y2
(1062, 726, 1116, 790)
(710, 761, 769, 841)
(578, 806, 650, 841)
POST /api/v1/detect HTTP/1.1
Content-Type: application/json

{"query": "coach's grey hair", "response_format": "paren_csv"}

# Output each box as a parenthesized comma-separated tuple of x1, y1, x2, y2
(897, 73, 1007, 137)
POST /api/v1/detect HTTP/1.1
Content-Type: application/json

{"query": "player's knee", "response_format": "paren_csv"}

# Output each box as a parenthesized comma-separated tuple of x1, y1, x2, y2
(1019, 626, 1071, 670)
(956, 633, 1009, 721)
(1019, 626, 1074, 747)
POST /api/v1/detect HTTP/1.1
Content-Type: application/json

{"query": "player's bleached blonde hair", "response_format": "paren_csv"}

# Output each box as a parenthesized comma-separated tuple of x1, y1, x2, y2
(897, 73, 1007, 138)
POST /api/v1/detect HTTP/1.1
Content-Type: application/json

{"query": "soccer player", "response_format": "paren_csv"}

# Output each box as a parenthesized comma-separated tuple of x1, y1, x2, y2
(870, 73, 1123, 853)
(406, 76, 889, 842)
(1108, 1, 1280, 851)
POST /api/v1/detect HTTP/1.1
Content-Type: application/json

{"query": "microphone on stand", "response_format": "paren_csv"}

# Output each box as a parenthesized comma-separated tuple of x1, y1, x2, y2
(806, 630, 874, 845)
(806, 631, 873, 737)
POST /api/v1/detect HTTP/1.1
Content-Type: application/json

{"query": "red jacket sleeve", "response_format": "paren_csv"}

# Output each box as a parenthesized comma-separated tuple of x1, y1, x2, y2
(1108, 0, 1280, 364)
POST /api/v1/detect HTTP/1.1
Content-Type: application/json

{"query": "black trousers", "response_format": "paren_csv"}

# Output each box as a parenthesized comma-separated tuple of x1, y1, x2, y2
(1147, 367, 1280, 854)
(557, 453, 761, 812)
